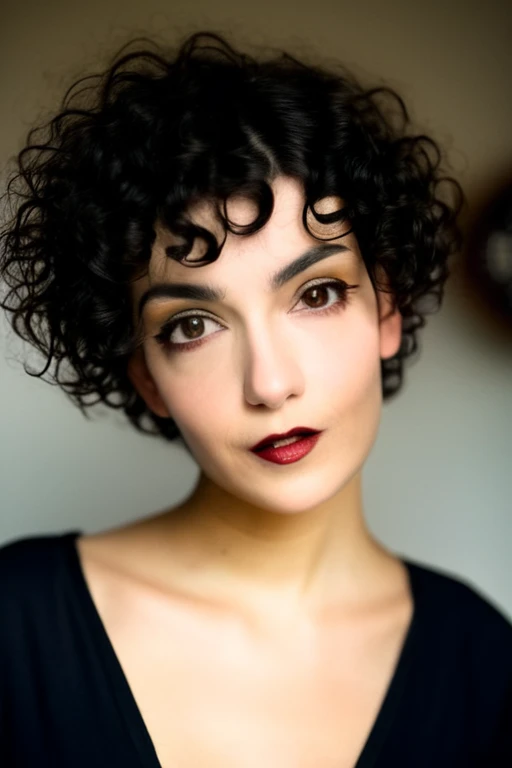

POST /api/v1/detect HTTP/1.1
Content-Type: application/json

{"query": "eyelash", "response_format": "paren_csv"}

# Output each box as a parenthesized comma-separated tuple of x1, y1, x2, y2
(153, 278, 359, 353)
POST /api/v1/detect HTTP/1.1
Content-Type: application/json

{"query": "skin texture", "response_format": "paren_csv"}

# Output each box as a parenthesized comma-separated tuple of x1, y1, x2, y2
(75, 175, 411, 766)
(122, 175, 404, 628)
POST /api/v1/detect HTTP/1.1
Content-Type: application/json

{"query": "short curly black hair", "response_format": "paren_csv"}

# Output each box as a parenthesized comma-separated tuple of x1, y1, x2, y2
(0, 30, 464, 442)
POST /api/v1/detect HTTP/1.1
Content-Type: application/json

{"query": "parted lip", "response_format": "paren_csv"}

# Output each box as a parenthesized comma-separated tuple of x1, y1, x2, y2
(250, 426, 321, 452)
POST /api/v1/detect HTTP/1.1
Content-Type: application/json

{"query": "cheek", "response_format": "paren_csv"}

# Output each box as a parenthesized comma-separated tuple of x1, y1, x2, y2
(305, 324, 382, 476)
(303, 312, 382, 413)
(152, 357, 231, 451)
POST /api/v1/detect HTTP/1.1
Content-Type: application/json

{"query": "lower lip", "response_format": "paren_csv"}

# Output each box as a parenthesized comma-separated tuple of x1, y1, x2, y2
(251, 433, 322, 464)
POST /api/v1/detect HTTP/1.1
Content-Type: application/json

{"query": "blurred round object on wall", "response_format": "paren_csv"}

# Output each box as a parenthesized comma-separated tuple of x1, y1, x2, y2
(465, 177, 512, 332)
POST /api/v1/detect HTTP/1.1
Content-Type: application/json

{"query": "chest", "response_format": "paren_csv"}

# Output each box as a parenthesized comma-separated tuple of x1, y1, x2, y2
(81, 559, 412, 768)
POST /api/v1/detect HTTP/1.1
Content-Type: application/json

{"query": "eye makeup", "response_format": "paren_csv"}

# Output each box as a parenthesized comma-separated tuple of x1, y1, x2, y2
(138, 242, 354, 318)
(152, 277, 359, 353)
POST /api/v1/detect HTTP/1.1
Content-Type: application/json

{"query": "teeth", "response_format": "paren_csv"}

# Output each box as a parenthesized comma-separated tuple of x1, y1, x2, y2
(271, 435, 306, 448)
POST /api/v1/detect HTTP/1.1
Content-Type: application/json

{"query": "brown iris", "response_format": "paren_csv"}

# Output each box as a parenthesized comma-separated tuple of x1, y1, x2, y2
(182, 317, 205, 338)
(302, 285, 329, 309)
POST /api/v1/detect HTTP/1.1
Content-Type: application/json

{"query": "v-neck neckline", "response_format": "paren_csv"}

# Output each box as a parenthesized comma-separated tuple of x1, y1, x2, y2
(63, 529, 423, 768)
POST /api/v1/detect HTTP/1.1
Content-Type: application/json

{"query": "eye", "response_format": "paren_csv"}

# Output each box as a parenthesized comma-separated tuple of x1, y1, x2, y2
(153, 278, 359, 353)
(154, 312, 224, 351)
(294, 278, 358, 314)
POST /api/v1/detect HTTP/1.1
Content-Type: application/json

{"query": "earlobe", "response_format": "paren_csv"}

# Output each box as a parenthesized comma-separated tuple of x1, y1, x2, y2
(127, 347, 171, 419)
(377, 289, 403, 360)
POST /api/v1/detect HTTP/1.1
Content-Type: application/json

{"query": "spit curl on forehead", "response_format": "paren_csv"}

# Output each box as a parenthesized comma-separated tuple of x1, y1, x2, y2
(305, 195, 352, 240)
(217, 188, 350, 241)
(149, 186, 351, 280)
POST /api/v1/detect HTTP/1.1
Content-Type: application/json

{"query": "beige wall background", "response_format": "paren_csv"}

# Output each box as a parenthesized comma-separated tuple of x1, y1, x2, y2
(1, 0, 511, 616)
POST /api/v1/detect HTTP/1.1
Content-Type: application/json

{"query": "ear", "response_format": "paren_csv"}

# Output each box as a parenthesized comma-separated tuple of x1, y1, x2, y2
(127, 346, 171, 419)
(376, 285, 402, 360)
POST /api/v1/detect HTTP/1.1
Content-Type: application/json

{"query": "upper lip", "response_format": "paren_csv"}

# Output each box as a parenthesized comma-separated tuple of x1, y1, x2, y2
(250, 426, 321, 452)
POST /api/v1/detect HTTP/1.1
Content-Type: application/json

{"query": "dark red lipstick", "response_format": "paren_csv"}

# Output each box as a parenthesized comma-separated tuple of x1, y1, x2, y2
(250, 427, 322, 465)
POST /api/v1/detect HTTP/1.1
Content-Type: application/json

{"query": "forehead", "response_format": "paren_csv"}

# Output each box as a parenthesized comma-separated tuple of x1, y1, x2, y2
(132, 176, 355, 310)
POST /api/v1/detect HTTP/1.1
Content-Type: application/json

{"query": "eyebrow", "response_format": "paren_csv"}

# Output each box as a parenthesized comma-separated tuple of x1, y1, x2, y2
(138, 242, 351, 317)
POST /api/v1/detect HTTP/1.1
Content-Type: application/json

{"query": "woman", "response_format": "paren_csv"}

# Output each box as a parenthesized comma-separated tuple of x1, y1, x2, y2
(0, 30, 510, 767)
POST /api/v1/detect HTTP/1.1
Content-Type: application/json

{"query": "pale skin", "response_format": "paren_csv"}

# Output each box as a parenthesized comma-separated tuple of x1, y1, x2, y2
(76, 175, 414, 767)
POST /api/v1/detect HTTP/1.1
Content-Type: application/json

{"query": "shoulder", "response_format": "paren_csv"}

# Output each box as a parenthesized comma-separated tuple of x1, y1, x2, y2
(0, 528, 77, 567)
(0, 530, 82, 609)
(405, 557, 512, 702)
(399, 559, 512, 761)
(405, 556, 512, 635)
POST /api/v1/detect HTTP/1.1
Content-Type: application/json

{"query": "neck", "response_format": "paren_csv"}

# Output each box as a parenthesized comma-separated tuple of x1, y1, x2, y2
(151, 471, 392, 626)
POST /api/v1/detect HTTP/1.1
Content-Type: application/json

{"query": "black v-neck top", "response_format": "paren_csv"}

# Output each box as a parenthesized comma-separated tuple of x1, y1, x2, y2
(0, 530, 511, 767)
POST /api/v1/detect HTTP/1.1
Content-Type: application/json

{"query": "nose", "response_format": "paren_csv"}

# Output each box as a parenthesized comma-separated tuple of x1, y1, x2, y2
(242, 322, 305, 409)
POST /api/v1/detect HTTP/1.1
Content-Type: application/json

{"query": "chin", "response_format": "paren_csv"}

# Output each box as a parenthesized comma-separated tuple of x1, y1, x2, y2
(210, 461, 363, 517)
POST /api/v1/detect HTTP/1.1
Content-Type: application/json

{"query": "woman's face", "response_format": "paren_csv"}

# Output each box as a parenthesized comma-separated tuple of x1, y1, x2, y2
(130, 176, 401, 515)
